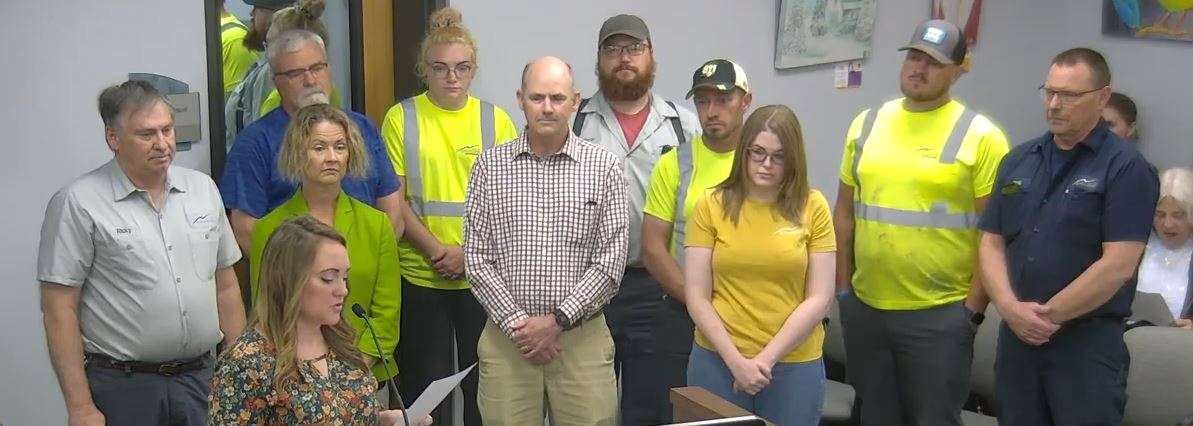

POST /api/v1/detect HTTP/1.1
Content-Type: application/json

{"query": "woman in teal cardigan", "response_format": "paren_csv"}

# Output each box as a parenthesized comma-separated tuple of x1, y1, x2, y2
(249, 104, 401, 385)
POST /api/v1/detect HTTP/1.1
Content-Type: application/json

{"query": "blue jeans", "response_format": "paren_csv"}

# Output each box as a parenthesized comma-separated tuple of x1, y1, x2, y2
(687, 345, 825, 425)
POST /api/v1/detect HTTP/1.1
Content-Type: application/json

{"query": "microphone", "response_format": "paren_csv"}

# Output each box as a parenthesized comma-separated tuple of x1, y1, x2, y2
(353, 303, 411, 426)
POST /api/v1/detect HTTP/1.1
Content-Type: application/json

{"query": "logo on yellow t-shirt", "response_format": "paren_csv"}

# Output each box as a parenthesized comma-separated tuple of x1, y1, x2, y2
(773, 226, 801, 236)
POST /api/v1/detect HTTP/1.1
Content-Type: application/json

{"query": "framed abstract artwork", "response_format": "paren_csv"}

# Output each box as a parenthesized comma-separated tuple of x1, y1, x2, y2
(775, 0, 878, 69)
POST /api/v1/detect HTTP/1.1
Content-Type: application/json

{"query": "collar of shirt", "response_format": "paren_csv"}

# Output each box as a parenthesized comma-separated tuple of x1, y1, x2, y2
(511, 131, 584, 163)
(581, 90, 681, 121)
(1029, 120, 1111, 155)
(107, 159, 187, 201)
(278, 186, 355, 218)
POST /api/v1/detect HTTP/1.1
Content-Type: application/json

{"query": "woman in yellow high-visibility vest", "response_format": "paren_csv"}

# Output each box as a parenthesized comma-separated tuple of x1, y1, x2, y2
(379, 7, 517, 426)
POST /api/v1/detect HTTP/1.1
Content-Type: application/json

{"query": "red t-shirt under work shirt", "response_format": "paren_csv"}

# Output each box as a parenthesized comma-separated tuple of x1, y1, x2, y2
(612, 101, 651, 149)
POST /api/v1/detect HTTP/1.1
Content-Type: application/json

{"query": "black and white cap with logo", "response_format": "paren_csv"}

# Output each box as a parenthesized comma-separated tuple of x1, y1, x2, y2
(685, 59, 750, 99)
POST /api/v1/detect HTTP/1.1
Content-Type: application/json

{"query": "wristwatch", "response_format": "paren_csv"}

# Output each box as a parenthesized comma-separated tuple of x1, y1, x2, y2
(970, 311, 986, 326)
(552, 308, 574, 330)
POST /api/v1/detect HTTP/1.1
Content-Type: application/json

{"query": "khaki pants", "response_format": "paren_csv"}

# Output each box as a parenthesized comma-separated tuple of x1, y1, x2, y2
(477, 314, 618, 426)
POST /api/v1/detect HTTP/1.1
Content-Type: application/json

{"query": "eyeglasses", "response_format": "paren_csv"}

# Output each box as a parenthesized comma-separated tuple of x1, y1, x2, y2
(746, 146, 785, 166)
(274, 62, 331, 80)
(1038, 85, 1105, 104)
(600, 42, 648, 57)
(428, 62, 474, 79)
(274, 62, 329, 80)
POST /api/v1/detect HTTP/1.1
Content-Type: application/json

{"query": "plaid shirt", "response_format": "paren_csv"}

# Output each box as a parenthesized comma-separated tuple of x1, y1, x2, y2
(464, 131, 629, 337)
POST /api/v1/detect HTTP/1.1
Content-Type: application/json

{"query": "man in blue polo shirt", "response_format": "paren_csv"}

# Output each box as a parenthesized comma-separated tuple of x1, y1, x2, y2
(978, 47, 1158, 425)
(220, 29, 403, 254)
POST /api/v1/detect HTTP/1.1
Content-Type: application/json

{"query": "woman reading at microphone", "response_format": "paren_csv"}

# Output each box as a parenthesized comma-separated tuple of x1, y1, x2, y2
(209, 216, 425, 424)
(209, 104, 407, 418)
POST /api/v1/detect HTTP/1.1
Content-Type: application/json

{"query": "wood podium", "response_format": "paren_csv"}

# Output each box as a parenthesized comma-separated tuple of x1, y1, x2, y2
(670, 386, 776, 425)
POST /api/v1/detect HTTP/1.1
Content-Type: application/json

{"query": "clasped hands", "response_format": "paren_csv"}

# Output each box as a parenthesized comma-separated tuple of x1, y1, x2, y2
(510, 315, 563, 365)
(727, 353, 776, 396)
(1002, 301, 1060, 346)
(430, 244, 465, 280)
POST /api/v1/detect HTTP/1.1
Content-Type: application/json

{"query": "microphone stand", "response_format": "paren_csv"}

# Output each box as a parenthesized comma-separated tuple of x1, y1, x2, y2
(353, 303, 411, 426)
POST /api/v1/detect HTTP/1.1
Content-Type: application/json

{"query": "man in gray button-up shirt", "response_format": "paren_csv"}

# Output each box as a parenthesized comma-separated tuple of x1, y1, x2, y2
(38, 80, 244, 426)
(571, 14, 700, 425)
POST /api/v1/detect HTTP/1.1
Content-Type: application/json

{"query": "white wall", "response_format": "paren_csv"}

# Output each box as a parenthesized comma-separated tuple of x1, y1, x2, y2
(453, 0, 1193, 199)
(0, 1, 211, 424)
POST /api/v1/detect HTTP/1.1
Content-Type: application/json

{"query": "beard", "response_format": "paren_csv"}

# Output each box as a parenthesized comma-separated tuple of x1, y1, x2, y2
(900, 78, 948, 103)
(597, 60, 656, 102)
(295, 88, 330, 108)
(243, 26, 267, 52)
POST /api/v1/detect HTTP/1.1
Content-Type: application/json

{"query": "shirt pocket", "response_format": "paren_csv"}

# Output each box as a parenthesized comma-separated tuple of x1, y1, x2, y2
(1061, 182, 1103, 244)
(185, 203, 220, 281)
(997, 177, 1033, 238)
(560, 201, 601, 247)
(97, 223, 157, 291)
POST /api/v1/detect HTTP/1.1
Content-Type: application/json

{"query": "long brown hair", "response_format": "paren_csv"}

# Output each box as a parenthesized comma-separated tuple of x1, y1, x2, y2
(252, 216, 364, 387)
(277, 103, 371, 184)
(714, 104, 810, 226)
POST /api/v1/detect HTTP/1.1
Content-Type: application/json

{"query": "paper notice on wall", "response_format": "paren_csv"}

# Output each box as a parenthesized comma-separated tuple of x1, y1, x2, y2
(834, 63, 849, 88)
(835, 61, 863, 89)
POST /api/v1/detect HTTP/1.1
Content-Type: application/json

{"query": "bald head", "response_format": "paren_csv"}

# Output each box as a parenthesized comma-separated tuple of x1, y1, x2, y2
(517, 56, 580, 142)
(521, 56, 575, 92)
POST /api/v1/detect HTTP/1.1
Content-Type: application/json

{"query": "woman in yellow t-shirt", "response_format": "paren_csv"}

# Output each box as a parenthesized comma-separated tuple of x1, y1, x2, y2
(684, 105, 837, 425)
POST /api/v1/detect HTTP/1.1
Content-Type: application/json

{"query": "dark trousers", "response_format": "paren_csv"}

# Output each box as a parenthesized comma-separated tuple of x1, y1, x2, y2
(397, 279, 486, 426)
(839, 293, 975, 426)
(648, 297, 696, 423)
(995, 317, 1128, 426)
(86, 355, 214, 425)
(606, 267, 694, 425)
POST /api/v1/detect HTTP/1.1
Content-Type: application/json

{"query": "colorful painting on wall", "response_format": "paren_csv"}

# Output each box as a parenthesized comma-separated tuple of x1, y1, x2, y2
(775, 0, 878, 69)
(931, 0, 984, 47)
(1104, 0, 1193, 42)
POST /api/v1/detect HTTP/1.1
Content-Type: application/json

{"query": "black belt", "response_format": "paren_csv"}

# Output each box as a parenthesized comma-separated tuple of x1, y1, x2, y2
(86, 352, 208, 376)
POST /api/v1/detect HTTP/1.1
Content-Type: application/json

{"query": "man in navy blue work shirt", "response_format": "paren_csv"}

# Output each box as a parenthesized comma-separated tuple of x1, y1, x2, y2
(978, 48, 1158, 425)
(220, 29, 404, 253)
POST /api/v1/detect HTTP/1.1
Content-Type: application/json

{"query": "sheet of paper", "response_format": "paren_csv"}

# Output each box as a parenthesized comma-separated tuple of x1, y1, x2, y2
(399, 363, 477, 424)
(834, 62, 849, 89)
(848, 60, 863, 88)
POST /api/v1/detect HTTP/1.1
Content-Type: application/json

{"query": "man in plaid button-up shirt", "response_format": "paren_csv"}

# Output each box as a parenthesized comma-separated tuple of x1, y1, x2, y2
(465, 56, 628, 424)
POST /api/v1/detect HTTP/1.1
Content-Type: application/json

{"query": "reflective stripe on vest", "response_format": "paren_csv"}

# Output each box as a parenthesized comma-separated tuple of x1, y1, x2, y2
(220, 21, 247, 34)
(852, 105, 979, 228)
(401, 97, 496, 218)
(671, 141, 695, 262)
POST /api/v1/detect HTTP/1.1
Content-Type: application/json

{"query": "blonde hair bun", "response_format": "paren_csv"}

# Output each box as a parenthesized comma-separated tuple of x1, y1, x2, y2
(297, 0, 326, 19)
(429, 7, 463, 30)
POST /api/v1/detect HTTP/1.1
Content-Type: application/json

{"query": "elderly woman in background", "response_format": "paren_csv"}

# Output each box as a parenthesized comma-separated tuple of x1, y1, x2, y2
(247, 104, 403, 393)
(210, 217, 428, 424)
(1137, 167, 1193, 329)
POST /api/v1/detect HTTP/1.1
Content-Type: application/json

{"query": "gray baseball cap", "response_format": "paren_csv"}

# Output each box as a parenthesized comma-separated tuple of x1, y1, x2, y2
(899, 19, 967, 65)
(599, 14, 650, 45)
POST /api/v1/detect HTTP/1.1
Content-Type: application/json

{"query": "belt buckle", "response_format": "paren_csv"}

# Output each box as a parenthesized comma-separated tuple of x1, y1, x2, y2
(157, 361, 183, 376)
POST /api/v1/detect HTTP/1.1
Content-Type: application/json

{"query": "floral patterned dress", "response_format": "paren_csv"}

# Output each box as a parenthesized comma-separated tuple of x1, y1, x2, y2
(209, 329, 381, 425)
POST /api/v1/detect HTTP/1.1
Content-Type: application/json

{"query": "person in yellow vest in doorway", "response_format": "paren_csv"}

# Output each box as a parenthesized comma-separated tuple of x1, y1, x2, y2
(640, 58, 750, 424)
(379, 7, 517, 426)
(217, 0, 261, 95)
(832, 19, 1010, 426)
